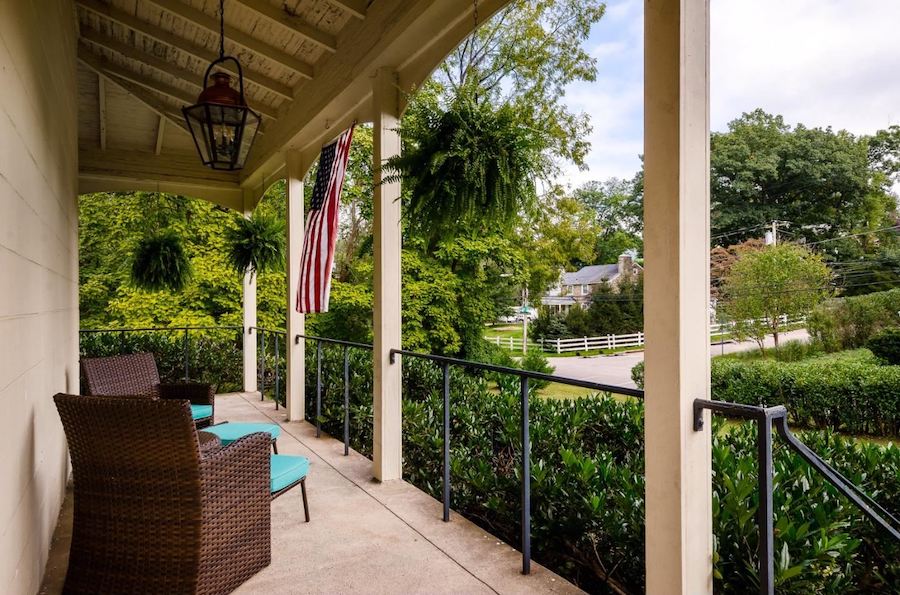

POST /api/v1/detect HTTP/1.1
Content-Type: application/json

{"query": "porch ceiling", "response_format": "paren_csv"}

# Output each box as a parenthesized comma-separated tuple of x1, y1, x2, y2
(75, 0, 509, 210)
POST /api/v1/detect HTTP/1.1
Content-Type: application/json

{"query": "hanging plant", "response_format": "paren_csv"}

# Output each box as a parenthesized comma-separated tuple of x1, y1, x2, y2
(130, 230, 193, 291)
(224, 211, 285, 278)
(385, 95, 543, 242)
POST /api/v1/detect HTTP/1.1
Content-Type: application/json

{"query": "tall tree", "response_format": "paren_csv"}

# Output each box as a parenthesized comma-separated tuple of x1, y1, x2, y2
(722, 243, 832, 349)
(573, 176, 643, 262)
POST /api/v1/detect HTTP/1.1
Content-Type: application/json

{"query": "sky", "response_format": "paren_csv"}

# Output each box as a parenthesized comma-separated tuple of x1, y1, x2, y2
(559, 0, 900, 189)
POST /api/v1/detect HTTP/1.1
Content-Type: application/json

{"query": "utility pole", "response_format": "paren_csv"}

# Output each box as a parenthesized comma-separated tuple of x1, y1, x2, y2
(765, 220, 779, 246)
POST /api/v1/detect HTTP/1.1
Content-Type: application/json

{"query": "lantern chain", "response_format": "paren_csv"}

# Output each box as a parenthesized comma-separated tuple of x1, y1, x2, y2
(218, 0, 226, 59)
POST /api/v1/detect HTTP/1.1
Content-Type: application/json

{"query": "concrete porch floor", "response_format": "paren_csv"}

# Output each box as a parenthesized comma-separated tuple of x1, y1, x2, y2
(40, 392, 582, 595)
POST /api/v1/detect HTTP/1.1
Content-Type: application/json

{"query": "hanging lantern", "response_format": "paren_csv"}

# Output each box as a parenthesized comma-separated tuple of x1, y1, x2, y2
(183, 0, 260, 171)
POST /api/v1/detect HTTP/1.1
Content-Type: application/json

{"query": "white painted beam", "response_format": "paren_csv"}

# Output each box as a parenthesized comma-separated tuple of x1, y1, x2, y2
(144, 0, 315, 78)
(232, 0, 337, 53)
(372, 68, 402, 482)
(76, 0, 298, 96)
(285, 150, 310, 421)
(643, 0, 713, 593)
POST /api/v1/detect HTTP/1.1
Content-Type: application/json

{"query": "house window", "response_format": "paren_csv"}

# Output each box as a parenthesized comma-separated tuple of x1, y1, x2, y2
(582, 284, 589, 295)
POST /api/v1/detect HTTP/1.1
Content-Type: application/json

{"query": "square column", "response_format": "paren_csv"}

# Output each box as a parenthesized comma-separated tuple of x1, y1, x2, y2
(242, 195, 258, 393)
(285, 151, 307, 421)
(643, 0, 713, 593)
(372, 67, 403, 481)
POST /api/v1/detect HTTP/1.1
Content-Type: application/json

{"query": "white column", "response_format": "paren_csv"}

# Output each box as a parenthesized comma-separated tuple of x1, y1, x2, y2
(372, 67, 403, 481)
(242, 197, 258, 393)
(285, 151, 307, 421)
(643, 0, 712, 593)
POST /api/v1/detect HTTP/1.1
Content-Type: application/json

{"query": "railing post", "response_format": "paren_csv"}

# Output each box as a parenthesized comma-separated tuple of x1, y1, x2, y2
(316, 340, 322, 438)
(343, 346, 350, 456)
(520, 375, 531, 575)
(119, 330, 126, 352)
(260, 330, 266, 401)
(757, 414, 775, 595)
(183, 327, 189, 381)
(274, 334, 281, 411)
(556, 338, 561, 354)
(442, 361, 451, 522)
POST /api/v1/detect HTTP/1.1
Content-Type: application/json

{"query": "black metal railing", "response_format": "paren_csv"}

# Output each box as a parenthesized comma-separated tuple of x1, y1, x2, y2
(79, 325, 243, 383)
(693, 399, 900, 595)
(296, 334, 373, 454)
(248, 327, 288, 409)
(389, 347, 644, 576)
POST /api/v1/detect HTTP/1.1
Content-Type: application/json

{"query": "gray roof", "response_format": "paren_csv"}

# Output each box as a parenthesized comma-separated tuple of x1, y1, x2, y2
(561, 264, 620, 286)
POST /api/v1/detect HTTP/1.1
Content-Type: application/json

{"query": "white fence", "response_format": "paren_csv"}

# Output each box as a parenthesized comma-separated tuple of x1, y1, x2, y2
(489, 315, 802, 354)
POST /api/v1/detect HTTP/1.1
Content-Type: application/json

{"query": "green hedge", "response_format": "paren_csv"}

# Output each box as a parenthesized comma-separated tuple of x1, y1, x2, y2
(632, 351, 900, 437)
(79, 328, 244, 393)
(868, 327, 900, 365)
(311, 355, 897, 593)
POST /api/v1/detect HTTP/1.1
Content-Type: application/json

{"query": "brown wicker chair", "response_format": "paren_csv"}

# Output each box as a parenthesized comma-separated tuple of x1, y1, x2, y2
(54, 393, 271, 595)
(81, 352, 215, 427)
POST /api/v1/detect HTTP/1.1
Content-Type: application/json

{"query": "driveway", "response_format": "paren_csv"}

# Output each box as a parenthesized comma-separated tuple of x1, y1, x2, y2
(548, 329, 810, 389)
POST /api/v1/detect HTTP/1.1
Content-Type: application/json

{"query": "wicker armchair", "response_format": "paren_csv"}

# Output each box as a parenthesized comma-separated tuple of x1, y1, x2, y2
(81, 352, 215, 427)
(54, 393, 271, 595)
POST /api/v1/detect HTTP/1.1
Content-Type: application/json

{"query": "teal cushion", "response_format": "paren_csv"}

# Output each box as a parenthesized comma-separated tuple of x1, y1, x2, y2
(270, 455, 309, 493)
(190, 404, 213, 421)
(203, 422, 281, 445)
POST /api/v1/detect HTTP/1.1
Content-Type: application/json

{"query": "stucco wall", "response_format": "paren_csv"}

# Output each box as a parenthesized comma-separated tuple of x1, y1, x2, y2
(0, 1, 78, 593)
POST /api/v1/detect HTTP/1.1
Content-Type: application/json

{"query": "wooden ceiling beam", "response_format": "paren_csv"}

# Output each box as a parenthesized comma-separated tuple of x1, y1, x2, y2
(80, 29, 279, 119)
(78, 45, 190, 135)
(79, 43, 279, 120)
(98, 76, 107, 150)
(76, 0, 297, 98)
(231, 0, 337, 53)
(144, 0, 315, 77)
(325, 0, 367, 20)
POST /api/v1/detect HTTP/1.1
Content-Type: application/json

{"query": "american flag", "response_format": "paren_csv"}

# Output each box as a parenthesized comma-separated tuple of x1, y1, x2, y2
(296, 125, 354, 313)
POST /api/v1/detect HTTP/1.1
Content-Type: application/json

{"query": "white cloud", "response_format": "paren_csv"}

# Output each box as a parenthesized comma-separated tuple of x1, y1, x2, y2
(557, 0, 900, 189)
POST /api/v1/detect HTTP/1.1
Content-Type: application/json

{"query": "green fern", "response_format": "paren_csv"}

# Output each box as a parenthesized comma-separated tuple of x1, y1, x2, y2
(130, 231, 192, 291)
(385, 96, 543, 242)
(225, 211, 285, 278)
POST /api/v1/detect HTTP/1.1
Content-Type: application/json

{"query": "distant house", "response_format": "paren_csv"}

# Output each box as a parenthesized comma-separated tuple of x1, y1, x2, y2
(542, 254, 642, 313)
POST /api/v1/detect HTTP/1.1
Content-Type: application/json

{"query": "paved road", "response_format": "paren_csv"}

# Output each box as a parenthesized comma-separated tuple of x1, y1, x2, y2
(547, 329, 810, 389)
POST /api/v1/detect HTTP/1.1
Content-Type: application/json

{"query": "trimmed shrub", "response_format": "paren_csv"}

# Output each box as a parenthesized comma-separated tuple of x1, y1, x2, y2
(868, 327, 900, 365)
(632, 351, 899, 437)
(520, 349, 553, 389)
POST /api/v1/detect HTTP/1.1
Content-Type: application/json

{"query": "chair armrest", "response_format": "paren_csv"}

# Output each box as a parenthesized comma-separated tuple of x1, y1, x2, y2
(158, 382, 215, 406)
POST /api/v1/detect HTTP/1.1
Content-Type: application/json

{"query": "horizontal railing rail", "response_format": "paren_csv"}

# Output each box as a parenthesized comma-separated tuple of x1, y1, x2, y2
(79, 325, 244, 382)
(391, 346, 643, 576)
(693, 398, 900, 595)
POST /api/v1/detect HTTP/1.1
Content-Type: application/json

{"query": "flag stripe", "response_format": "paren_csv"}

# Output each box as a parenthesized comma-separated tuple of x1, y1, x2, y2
(296, 125, 354, 314)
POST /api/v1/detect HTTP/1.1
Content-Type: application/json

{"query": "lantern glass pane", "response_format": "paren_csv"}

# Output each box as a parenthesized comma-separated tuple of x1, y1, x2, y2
(235, 110, 261, 168)
(183, 105, 212, 164)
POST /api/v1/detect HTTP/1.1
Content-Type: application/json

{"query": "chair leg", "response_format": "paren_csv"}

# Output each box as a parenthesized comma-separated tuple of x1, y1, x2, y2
(300, 478, 310, 522)
(272, 440, 278, 454)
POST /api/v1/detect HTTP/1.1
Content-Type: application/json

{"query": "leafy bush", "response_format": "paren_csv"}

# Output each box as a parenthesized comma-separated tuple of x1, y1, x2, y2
(868, 327, 900, 365)
(520, 349, 553, 389)
(723, 339, 825, 362)
(319, 356, 898, 593)
(808, 289, 900, 351)
(531, 309, 570, 341)
(79, 327, 243, 393)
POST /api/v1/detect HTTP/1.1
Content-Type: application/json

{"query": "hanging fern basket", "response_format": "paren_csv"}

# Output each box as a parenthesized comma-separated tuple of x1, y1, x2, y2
(385, 96, 542, 241)
(130, 231, 193, 292)
(224, 211, 285, 278)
